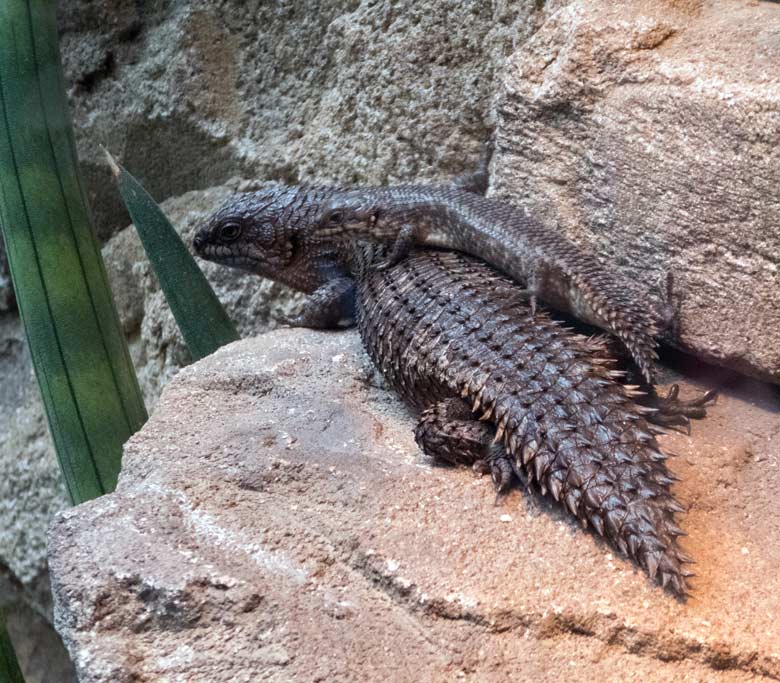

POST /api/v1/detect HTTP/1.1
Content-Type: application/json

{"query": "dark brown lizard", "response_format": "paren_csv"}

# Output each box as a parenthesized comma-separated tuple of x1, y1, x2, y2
(194, 210, 715, 593)
(357, 248, 713, 596)
(192, 177, 665, 383)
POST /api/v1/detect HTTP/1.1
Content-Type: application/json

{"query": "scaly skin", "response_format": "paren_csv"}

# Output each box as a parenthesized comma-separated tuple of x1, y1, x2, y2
(354, 247, 702, 596)
(194, 181, 664, 382)
(194, 197, 715, 593)
(316, 185, 664, 384)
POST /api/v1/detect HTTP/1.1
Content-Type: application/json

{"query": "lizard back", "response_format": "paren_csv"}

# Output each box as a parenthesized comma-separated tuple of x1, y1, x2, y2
(321, 185, 663, 383)
(355, 248, 691, 595)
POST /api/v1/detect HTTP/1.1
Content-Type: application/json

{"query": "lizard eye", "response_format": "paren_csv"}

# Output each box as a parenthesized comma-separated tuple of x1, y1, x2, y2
(327, 210, 343, 225)
(219, 222, 242, 242)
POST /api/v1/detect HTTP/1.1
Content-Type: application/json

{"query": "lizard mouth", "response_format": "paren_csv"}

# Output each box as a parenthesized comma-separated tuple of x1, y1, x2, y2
(196, 243, 259, 271)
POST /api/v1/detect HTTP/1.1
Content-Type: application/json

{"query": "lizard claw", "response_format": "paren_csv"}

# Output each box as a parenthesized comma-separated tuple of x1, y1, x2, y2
(648, 385, 718, 431)
(490, 456, 515, 495)
(473, 451, 515, 502)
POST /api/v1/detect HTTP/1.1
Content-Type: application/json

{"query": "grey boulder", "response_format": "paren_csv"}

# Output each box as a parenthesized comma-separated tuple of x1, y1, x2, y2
(494, 0, 780, 382)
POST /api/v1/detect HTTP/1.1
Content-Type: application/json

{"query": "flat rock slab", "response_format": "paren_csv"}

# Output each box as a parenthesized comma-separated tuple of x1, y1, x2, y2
(49, 330, 780, 682)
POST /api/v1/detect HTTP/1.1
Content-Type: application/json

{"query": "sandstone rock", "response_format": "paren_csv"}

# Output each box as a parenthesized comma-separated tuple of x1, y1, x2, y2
(49, 329, 780, 682)
(493, 0, 780, 383)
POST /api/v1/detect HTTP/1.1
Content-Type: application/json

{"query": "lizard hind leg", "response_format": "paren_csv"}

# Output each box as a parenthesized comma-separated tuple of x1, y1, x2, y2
(415, 397, 516, 494)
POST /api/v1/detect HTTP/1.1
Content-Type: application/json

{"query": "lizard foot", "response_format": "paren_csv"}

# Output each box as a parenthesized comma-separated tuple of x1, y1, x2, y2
(416, 399, 518, 504)
(473, 453, 515, 506)
(277, 277, 356, 329)
(415, 398, 495, 467)
(370, 223, 416, 271)
(648, 384, 718, 433)
(478, 444, 516, 495)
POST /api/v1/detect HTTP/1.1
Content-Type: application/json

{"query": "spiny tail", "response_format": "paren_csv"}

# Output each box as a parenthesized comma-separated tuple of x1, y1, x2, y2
(564, 256, 663, 384)
(358, 249, 694, 595)
(470, 330, 692, 595)
(416, 253, 689, 593)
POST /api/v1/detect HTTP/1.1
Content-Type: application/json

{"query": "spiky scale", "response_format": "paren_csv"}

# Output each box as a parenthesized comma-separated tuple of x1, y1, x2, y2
(549, 477, 563, 502)
(523, 440, 540, 466)
(646, 552, 661, 580)
(353, 249, 704, 596)
(318, 184, 664, 382)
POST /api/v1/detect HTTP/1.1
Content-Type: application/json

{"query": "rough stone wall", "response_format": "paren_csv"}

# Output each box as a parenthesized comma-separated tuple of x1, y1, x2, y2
(492, 0, 780, 382)
(57, 0, 547, 240)
(1, 2, 549, 680)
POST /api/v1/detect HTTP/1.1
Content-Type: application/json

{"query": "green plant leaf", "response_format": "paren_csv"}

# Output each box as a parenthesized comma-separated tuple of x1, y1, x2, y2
(0, 613, 25, 683)
(0, 0, 147, 503)
(105, 151, 239, 361)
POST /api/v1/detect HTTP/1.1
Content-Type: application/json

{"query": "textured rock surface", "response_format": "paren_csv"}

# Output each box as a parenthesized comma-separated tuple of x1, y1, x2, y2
(50, 329, 780, 682)
(57, 0, 546, 240)
(3, 0, 549, 671)
(493, 0, 780, 382)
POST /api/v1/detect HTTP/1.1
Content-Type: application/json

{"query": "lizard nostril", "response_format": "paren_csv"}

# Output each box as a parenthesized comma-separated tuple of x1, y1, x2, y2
(192, 234, 204, 252)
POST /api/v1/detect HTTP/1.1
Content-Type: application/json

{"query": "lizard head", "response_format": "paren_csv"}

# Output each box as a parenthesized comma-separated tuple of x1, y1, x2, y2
(193, 187, 297, 273)
(193, 185, 341, 293)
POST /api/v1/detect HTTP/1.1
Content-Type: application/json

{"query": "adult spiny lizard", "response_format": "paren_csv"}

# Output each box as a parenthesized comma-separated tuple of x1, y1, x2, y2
(193, 218, 715, 596)
(194, 174, 664, 383)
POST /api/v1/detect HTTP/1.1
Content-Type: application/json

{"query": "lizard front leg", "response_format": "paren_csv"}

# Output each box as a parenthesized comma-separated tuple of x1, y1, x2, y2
(415, 397, 515, 493)
(373, 223, 419, 271)
(282, 276, 356, 329)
